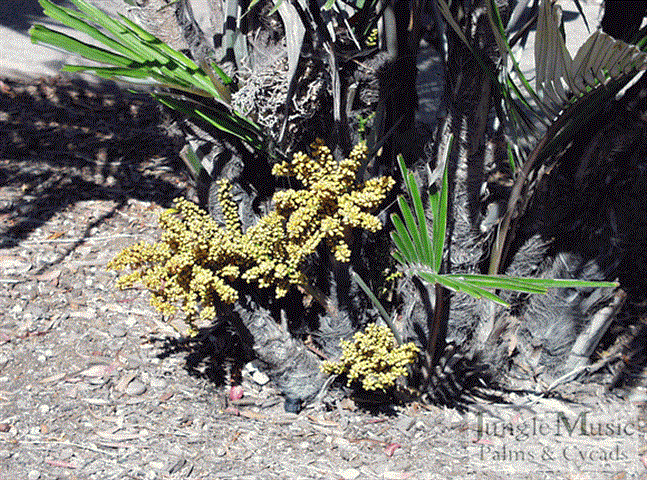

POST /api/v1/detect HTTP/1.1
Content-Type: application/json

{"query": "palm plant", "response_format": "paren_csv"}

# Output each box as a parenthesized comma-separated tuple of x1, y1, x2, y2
(30, 0, 645, 403)
(390, 0, 647, 387)
(357, 150, 617, 380)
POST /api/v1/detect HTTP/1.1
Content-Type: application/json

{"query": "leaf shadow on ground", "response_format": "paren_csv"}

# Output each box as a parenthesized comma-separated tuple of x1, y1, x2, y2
(151, 324, 254, 388)
(0, 75, 191, 267)
(0, 0, 55, 32)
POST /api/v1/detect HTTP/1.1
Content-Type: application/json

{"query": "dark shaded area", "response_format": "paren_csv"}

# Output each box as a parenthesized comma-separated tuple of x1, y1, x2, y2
(0, 0, 61, 31)
(539, 73, 647, 302)
(152, 322, 254, 387)
(601, 0, 647, 42)
(0, 76, 190, 253)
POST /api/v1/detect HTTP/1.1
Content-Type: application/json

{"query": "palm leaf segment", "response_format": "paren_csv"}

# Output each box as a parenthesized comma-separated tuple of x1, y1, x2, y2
(30, 0, 270, 157)
(534, 0, 647, 111)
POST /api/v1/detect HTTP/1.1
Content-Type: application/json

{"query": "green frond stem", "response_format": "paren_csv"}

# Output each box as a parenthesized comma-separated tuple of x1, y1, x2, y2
(352, 271, 402, 345)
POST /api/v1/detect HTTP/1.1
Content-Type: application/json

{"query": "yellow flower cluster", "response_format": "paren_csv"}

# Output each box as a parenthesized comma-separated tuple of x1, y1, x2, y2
(272, 140, 394, 262)
(321, 323, 420, 391)
(216, 179, 242, 234)
(108, 140, 393, 326)
(365, 28, 378, 47)
(239, 209, 307, 299)
(107, 198, 244, 327)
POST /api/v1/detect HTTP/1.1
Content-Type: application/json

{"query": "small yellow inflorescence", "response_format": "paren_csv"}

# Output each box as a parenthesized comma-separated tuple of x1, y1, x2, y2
(365, 28, 378, 47)
(108, 140, 394, 327)
(216, 179, 242, 234)
(321, 324, 420, 391)
(272, 140, 394, 262)
(107, 198, 244, 328)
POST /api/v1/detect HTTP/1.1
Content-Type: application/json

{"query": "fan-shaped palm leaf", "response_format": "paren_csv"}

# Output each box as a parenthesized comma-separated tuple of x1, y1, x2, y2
(534, 0, 647, 110)
(390, 154, 617, 309)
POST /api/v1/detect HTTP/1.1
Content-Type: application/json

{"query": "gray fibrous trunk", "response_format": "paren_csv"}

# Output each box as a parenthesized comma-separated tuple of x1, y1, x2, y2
(224, 291, 327, 410)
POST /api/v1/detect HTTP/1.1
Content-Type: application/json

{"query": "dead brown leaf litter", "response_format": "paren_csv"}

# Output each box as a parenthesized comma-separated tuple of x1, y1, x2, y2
(0, 76, 645, 479)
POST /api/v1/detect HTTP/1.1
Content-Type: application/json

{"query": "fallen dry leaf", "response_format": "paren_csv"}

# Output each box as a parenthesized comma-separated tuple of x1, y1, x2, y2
(384, 443, 401, 457)
(39, 372, 67, 384)
(45, 459, 77, 469)
(239, 410, 267, 421)
(79, 364, 116, 377)
(472, 437, 494, 445)
(383, 471, 413, 480)
(159, 391, 174, 403)
(35, 269, 62, 283)
(307, 415, 339, 427)
(46, 231, 66, 240)
(0, 255, 31, 274)
(96, 429, 142, 442)
(114, 372, 137, 392)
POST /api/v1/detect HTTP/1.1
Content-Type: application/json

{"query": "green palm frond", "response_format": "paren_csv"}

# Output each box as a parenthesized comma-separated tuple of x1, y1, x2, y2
(488, 0, 647, 274)
(480, 0, 647, 143)
(486, 0, 554, 126)
(356, 150, 617, 346)
(152, 92, 268, 155)
(534, 0, 647, 111)
(31, 0, 230, 99)
(390, 154, 618, 309)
